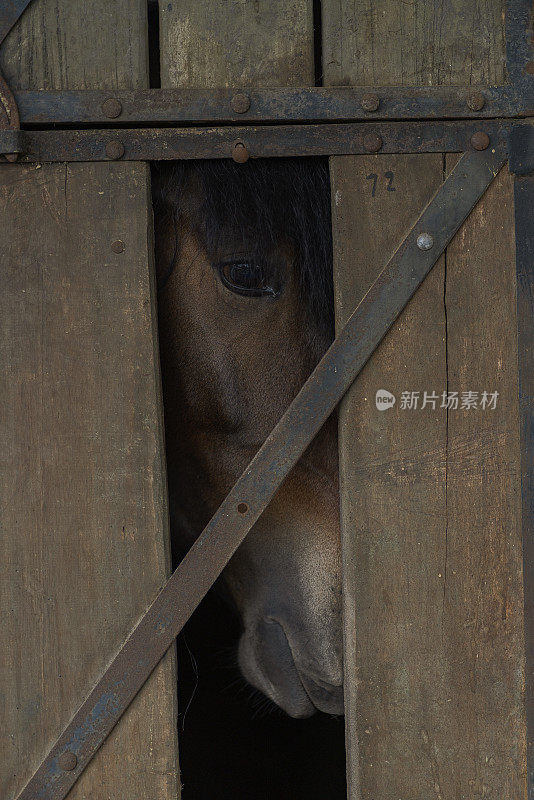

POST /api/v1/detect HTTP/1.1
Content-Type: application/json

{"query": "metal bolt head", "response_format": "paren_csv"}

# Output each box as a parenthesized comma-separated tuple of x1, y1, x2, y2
(232, 141, 249, 163)
(237, 502, 248, 514)
(470, 131, 490, 151)
(231, 93, 251, 114)
(467, 91, 485, 111)
(111, 239, 125, 253)
(416, 232, 434, 251)
(58, 751, 77, 771)
(363, 132, 383, 153)
(361, 93, 380, 112)
(101, 98, 122, 119)
(105, 140, 125, 160)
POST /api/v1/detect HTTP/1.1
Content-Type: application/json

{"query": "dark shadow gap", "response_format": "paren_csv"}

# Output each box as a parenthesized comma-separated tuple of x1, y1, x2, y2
(147, 0, 161, 88)
(176, 591, 347, 800)
(313, 0, 324, 86)
(152, 153, 346, 799)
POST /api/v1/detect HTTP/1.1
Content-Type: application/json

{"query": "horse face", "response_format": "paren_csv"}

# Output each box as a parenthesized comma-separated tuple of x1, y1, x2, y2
(155, 160, 343, 718)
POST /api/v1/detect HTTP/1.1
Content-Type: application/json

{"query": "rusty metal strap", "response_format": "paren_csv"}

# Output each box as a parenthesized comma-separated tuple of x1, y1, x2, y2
(15, 146, 506, 800)
(0, 120, 518, 163)
(10, 83, 533, 124)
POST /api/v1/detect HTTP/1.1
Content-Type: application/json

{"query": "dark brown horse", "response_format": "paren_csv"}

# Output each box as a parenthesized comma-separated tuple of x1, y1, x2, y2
(154, 158, 343, 718)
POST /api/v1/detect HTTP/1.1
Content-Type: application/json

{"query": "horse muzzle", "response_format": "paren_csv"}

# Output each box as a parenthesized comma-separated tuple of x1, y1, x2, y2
(238, 617, 344, 718)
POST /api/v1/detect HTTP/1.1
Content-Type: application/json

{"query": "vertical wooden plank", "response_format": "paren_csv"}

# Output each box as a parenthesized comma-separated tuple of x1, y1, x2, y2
(443, 156, 525, 799)
(330, 153, 447, 799)
(322, 0, 506, 87)
(159, 0, 314, 87)
(324, 1, 524, 798)
(0, 2, 179, 799)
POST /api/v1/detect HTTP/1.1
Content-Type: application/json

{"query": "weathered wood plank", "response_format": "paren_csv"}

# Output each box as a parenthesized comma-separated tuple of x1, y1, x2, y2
(0, 2, 179, 798)
(322, 0, 506, 87)
(159, 0, 314, 88)
(330, 154, 448, 799)
(325, 1, 523, 798)
(443, 156, 525, 799)
(0, 0, 149, 90)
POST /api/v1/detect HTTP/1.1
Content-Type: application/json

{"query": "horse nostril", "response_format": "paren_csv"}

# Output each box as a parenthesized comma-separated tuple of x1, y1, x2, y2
(237, 502, 248, 514)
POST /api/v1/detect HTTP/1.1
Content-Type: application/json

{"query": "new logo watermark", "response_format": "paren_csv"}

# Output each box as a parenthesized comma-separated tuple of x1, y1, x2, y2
(375, 389, 498, 411)
(375, 389, 396, 410)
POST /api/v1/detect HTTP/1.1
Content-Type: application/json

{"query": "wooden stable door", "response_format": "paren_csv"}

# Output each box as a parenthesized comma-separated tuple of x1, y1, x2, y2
(0, 1, 529, 800)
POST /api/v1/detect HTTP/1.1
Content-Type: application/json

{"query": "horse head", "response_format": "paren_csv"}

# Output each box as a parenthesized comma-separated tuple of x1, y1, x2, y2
(154, 158, 343, 717)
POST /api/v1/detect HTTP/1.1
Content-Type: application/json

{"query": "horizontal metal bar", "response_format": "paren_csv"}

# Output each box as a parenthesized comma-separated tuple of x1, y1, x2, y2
(16, 144, 506, 800)
(0, 120, 518, 163)
(13, 85, 533, 127)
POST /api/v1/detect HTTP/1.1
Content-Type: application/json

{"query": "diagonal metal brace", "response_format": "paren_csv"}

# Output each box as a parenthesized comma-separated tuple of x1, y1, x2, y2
(0, 0, 34, 45)
(15, 145, 506, 800)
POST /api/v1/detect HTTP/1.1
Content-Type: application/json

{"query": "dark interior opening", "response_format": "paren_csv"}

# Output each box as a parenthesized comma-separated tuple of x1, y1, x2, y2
(176, 590, 347, 800)
(152, 153, 346, 798)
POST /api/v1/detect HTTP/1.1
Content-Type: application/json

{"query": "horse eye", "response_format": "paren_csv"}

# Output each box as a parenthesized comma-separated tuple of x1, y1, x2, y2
(217, 260, 279, 298)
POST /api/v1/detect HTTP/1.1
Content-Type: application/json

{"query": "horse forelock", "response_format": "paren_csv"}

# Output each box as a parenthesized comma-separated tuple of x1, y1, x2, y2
(153, 157, 334, 339)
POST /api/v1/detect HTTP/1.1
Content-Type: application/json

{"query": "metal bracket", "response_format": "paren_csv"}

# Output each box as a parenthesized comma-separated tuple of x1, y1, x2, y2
(0, 70, 22, 161)
(14, 144, 506, 800)
(0, 0, 33, 161)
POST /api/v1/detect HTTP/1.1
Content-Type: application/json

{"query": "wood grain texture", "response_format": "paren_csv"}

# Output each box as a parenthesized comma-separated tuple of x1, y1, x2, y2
(322, 0, 506, 87)
(0, 2, 179, 798)
(331, 154, 448, 799)
(443, 157, 525, 799)
(159, 0, 314, 88)
(0, 0, 149, 90)
(325, 1, 523, 798)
